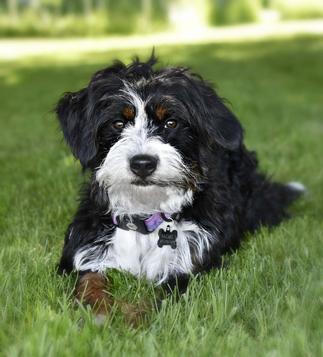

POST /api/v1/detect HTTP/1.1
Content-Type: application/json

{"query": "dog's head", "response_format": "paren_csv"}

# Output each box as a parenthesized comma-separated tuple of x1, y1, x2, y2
(56, 56, 243, 215)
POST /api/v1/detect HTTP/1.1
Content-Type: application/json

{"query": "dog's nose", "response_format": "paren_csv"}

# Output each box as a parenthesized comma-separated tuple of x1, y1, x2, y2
(130, 154, 157, 178)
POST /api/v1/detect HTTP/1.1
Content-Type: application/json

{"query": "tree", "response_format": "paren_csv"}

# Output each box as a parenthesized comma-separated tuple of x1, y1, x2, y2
(7, 0, 18, 20)
(83, 0, 93, 17)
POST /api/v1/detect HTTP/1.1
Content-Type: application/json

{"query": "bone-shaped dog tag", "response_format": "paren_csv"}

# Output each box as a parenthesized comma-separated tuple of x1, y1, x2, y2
(158, 222, 177, 249)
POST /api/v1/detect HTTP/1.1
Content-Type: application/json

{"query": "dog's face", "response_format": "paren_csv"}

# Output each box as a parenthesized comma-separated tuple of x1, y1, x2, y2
(56, 57, 243, 215)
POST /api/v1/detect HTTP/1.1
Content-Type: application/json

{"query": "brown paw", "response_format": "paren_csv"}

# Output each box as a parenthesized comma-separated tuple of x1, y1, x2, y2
(75, 272, 113, 315)
(119, 300, 150, 328)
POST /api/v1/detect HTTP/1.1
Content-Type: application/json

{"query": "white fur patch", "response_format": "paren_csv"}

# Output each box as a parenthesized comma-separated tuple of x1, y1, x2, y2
(95, 84, 194, 216)
(73, 221, 215, 284)
(287, 181, 306, 192)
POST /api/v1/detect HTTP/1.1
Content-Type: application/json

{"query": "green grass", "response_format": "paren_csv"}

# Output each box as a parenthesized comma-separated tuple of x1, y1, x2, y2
(0, 36, 323, 356)
(273, 0, 323, 20)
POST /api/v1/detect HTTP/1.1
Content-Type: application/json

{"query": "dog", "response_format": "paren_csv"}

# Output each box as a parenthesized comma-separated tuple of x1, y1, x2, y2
(55, 55, 304, 319)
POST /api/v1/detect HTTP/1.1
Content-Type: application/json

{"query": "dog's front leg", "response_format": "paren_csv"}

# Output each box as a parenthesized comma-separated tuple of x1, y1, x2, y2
(163, 274, 190, 296)
(75, 271, 113, 318)
(75, 271, 149, 326)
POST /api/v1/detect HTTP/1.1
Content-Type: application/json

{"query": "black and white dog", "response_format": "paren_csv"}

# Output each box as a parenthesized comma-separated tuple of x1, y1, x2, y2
(56, 56, 304, 313)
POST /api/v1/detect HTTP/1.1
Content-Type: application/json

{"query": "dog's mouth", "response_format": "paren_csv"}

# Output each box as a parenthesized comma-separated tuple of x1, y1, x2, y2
(130, 178, 192, 189)
(130, 179, 169, 187)
(131, 179, 154, 187)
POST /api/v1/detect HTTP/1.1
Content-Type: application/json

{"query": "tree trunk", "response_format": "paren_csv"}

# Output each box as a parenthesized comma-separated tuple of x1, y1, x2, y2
(96, 0, 106, 11)
(83, 0, 93, 17)
(142, 0, 152, 30)
(7, 0, 18, 20)
(30, 0, 40, 10)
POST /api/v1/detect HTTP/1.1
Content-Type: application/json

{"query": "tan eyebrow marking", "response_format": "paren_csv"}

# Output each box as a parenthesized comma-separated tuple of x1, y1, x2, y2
(155, 105, 168, 121)
(122, 106, 135, 120)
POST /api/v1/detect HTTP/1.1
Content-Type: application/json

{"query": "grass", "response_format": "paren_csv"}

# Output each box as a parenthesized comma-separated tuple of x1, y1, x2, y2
(0, 35, 323, 356)
(273, 0, 323, 20)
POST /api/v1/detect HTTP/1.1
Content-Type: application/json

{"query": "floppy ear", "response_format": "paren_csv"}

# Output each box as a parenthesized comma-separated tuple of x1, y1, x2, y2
(56, 88, 99, 168)
(205, 94, 243, 151)
(188, 76, 243, 150)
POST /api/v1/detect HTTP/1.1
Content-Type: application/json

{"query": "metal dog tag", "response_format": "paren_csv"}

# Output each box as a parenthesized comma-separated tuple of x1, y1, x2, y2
(158, 222, 177, 249)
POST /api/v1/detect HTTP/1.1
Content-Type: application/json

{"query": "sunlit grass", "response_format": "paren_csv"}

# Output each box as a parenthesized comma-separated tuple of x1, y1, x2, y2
(0, 36, 322, 356)
(1, 20, 323, 62)
(274, 0, 323, 19)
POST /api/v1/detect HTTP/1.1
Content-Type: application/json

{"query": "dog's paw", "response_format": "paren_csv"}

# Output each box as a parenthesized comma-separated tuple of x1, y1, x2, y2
(119, 300, 150, 328)
(75, 272, 113, 315)
(94, 313, 108, 326)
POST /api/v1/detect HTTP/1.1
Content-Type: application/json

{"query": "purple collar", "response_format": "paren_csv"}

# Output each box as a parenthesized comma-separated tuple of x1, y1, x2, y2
(112, 212, 175, 234)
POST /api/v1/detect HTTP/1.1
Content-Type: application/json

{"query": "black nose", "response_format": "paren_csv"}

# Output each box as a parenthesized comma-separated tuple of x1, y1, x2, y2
(130, 154, 158, 178)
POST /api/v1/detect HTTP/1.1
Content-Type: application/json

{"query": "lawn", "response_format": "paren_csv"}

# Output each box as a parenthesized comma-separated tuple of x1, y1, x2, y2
(0, 36, 322, 356)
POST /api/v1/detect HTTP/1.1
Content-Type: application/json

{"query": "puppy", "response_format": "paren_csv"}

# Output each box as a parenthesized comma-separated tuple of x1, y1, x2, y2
(56, 55, 304, 317)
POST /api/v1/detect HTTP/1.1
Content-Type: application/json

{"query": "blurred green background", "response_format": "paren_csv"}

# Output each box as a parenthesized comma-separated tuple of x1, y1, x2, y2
(1, 0, 323, 37)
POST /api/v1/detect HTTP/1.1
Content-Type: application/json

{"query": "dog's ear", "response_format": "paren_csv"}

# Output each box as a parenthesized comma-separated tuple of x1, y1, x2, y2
(186, 75, 243, 151)
(56, 88, 99, 168)
(203, 92, 243, 151)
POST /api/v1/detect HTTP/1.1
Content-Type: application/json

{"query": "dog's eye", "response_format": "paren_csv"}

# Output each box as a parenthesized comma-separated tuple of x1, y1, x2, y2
(112, 120, 125, 130)
(122, 106, 135, 121)
(164, 119, 177, 129)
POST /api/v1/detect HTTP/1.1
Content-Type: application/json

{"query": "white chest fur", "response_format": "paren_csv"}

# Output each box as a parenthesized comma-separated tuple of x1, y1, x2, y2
(74, 221, 213, 284)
